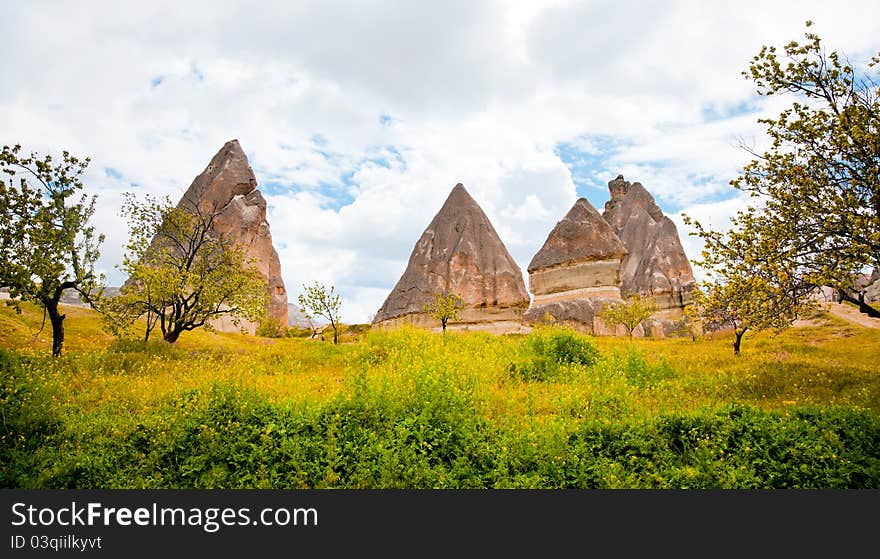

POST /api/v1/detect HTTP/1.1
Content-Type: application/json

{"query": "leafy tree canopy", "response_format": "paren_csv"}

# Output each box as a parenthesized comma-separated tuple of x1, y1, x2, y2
(600, 293, 658, 338)
(103, 193, 267, 343)
(423, 292, 464, 333)
(688, 22, 879, 320)
(0, 144, 104, 356)
(298, 282, 342, 344)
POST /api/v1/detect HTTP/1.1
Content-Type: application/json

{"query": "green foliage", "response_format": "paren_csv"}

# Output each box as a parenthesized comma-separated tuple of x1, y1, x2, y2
(0, 145, 104, 356)
(737, 23, 880, 286)
(509, 326, 600, 381)
(685, 23, 880, 321)
(102, 193, 268, 343)
(670, 312, 699, 340)
(423, 292, 464, 332)
(618, 348, 677, 388)
(600, 293, 659, 337)
(4, 364, 877, 488)
(2, 304, 880, 489)
(0, 349, 61, 487)
(298, 282, 342, 344)
(689, 273, 809, 355)
(286, 326, 314, 338)
(256, 318, 287, 338)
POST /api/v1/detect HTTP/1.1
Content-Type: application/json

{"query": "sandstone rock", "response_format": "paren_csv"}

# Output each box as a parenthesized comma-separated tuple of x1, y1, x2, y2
(178, 140, 288, 332)
(527, 198, 627, 295)
(524, 177, 697, 337)
(523, 198, 627, 332)
(602, 175, 696, 310)
(372, 183, 530, 331)
(59, 286, 120, 307)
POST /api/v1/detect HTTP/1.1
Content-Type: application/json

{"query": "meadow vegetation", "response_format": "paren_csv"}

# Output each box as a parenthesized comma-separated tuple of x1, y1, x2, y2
(2, 301, 878, 489)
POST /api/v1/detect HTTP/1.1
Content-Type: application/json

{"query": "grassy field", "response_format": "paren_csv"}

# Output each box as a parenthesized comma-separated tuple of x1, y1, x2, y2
(2, 301, 879, 488)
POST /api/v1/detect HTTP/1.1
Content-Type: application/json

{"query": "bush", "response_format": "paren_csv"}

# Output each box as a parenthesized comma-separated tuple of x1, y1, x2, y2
(620, 349, 677, 388)
(509, 326, 600, 381)
(287, 326, 314, 338)
(256, 318, 287, 338)
(345, 324, 372, 337)
(0, 350, 62, 487)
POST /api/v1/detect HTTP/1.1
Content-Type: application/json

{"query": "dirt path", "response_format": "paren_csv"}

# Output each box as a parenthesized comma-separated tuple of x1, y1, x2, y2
(823, 302, 880, 329)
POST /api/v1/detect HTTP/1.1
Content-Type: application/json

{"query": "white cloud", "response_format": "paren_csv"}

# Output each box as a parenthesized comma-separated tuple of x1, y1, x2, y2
(2, 1, 878, 322)
(671, 195, 753, 281)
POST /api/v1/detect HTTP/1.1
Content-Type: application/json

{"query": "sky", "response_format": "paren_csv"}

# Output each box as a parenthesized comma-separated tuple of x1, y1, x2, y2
(3, 0, 878, 323)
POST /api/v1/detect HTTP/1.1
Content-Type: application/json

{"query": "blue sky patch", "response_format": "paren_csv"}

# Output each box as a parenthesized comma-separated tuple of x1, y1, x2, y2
(257, 142, 409, 211)
(555, 135, 628, 209)
(104, 167, 123, 180)
(700, 100, 758, 123)
(190, 64, 204, 82)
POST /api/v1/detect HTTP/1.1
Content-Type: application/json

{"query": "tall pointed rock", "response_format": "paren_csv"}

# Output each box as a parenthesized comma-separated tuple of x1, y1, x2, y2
(177, 139, 288, 331)
(372, 183, 529, 332)
(602, 175, 695, 333)
(523, 198, 627, 332)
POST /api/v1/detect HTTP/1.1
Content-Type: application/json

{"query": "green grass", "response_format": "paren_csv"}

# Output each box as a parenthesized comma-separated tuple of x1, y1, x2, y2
(2, 301, 879, 488)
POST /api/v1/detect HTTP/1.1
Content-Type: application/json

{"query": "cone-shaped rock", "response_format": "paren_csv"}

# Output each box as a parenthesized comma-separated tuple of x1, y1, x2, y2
(372, 183, 529, 332)
(602, 175, 695, 334)
(176, 139, 288, 332)
(523, 198, 627, 333)
(527, 198, 627, 292)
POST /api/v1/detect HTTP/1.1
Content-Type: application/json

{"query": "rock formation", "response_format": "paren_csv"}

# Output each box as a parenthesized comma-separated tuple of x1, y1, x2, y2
(602, 175, 696, 334)
(372, 183, 530, 332)
(522, 175, 696, 336)
(523, 198, 627, 333)
(177, 139, 288, 332)
(289, 304, 319, 329)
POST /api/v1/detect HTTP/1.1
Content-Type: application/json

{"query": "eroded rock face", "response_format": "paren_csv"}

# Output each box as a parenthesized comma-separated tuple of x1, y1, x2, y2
(602, 175, 696, 310)
(177, 139, 288, 332)
(288, 304, 315, 329)
(523, 176, 697, 336)
(524, 198, 627, 331)
(372, 183, 530, 331)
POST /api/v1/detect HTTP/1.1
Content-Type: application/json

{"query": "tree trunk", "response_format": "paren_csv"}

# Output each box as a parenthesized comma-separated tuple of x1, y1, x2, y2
(163, 328, 182, 343)
(441, 318, 447, 333)
(837, 288, 880, 318)
(46, 302, 65, 358)
(144, 310, 155, 343)
(733, 330, 744, 355)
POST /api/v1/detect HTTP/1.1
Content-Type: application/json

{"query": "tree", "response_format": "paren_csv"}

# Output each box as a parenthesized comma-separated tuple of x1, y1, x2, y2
(0, 145, 104, 357)
(714, 22, 879, 317)
(599, 293, 659, 338)
(691, 277, 806, 355)
(104, 193, 267, 343)
(685, 205, 815, 354)
(423, 292, 464, 333)
(671, 307, 700, 341)
(298, 282, 342, 344)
